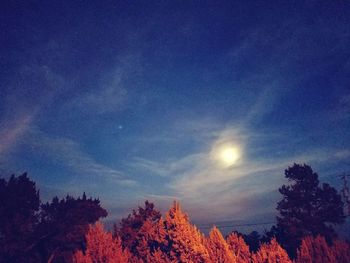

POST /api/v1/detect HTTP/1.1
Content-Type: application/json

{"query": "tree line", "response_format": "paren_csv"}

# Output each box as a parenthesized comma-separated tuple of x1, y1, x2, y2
(0, 163, 349, 262)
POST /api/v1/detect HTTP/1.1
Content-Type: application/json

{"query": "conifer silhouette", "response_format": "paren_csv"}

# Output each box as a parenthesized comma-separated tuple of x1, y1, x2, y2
(296, 235, 336, 263)
(252, 238, 291, 263)
(226, 232, 251, 263)
(331, 239, 350, 263)
(276, 164, 345, 256)
(205, 226, 236, 263)
(73, 222, 131, 263)
(164, 201, 210, 262)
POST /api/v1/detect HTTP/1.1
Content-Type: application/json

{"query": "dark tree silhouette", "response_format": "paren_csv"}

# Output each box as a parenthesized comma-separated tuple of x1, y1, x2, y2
(243, 231, 261, 253)
(275, 163, 345, 257)
(115, 200, 161, 254)
(0, 173, 40, 262)
(35, 193, 108, 262)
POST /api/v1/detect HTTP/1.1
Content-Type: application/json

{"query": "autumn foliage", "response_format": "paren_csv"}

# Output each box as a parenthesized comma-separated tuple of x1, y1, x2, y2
(295, 235, 350, 263)
(226, 232, 251, 263)
(164, 202, 210, 262)
(72, 201, 350, 263)
(252, 238, 291, 263)
(73, 223, 131, 263)
(206, 226, 236, 262)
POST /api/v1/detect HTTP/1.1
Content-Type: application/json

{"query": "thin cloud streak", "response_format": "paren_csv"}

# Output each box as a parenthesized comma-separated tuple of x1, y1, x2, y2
(0, 112, 36, 155)
(23, 129, 138, 189)
(71, 69, 127, 114)
(64, 53, 142, 116)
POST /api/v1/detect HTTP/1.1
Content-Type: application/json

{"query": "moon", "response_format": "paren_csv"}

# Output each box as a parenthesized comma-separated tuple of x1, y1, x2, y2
(211, 144, 242, 168)
(220, 147, 240, 166)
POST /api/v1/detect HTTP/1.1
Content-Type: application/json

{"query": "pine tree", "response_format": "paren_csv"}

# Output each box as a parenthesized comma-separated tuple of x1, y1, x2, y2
(37, 194, 107, 262)
(151, 248, 172, 263)
(116, 200, 161, 254)
(252, 238, 291, 263)
(164, 201, 210, 263)
(331, 239, 350, 263)
(0, 173, 40, 262)
(205, 226, 236, 263)
(243, 231, 261, 252)
(295, 235, 336, 263)
(226, 232, 251, 263)
(276, 164, 345, 256)
(134, 217, 169, 262)
(73, 222, 131, 263)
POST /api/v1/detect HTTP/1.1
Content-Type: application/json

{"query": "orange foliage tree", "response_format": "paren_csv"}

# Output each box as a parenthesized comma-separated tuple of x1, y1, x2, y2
(134, 218, 170, 262)
(295, 235, 350, 263)
(164, 201, 210, 262)
(331, 239, 350, 263)
(226, 232, 251, 263)
(296, 235, 333, 263)
(115, 200, 161, 255)
(205, 226, 236, 263)
(73, 222, 131, 263)
(252, 238, 291, 263)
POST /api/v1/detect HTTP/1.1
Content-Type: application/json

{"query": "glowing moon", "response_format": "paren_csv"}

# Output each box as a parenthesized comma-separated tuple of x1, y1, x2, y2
(220, 147, 240, 166)
(210, 143, 242, 168)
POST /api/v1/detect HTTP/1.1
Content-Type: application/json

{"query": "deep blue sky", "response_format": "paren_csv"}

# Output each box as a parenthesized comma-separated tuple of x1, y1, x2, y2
(1, 1, 350, 230)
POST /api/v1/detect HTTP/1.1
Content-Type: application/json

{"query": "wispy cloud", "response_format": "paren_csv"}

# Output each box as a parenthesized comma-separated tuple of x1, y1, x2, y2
(129, 157, 171, 177)
(243, 81, 282, 125)
(24, 129, 138, 190)
(0, 61, 71, 159)
(129, 153, 205, 178)
(72, 70, 127, 114)
(334, 94, 350, 121)
(0, 113, 35, 155)
(66, 54, 142, 115)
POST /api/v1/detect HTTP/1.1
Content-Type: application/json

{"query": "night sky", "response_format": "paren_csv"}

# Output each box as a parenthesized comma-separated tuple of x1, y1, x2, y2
(1, 1, 350, 229)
